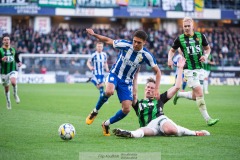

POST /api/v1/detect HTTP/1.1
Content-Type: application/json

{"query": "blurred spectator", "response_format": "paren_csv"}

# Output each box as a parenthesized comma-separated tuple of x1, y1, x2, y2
(40, 66, 47, 74)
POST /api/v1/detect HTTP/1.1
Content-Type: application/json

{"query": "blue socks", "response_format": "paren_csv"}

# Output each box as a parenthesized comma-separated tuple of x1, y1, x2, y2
(109, 110, 127, 124)
(99, 86, 104, 97)
(95, 94, 109, 110)
(182, 81, 187, 90)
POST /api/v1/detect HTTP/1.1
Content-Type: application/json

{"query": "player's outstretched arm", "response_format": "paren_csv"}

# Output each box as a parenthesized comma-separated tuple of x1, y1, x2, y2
(152, 65, 161, 100)
(86, 28, 113, 45)
(132, 68, 140, 106)
(167, 57, 186, 99)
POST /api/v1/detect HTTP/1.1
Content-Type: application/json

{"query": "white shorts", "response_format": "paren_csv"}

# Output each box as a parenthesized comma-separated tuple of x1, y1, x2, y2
(203, 70, 210, 79)
(144, 115, 177, 136)
(183, 69, 204, 88)
(1, 71, 18, 86)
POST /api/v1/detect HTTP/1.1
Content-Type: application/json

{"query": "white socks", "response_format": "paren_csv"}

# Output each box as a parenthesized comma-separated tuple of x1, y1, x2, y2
(104, 120, 110, 126)
(178, 91, 193, 100)
(5, 91, 10, 102)
(13, 85, 18, 96)
(196, 97, 211, 121)
(93, 108, 98, 113)
(131, 129, 144, 138)
(203, 79, 208, 92)
(176, 125, 196, 136)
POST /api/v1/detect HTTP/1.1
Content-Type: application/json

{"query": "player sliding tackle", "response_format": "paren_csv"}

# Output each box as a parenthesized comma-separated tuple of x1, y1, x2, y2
(113, 57, 210, 138)
(85, 28, 161, 136)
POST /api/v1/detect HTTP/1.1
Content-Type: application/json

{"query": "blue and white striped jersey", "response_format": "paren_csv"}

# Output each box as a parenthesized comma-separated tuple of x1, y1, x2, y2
(111, 39, 157, 83)
(90, 51, 108, 75)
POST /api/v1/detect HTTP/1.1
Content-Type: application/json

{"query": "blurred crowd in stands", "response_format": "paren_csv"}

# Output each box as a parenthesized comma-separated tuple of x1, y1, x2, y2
(70, 0, 240, 9)
(8, 25, 240, 69)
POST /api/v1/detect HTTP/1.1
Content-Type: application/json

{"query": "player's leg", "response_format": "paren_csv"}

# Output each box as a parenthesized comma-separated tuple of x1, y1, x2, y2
(85, 81, 114, 125)
(86, 74, 116, 125)
(102, 81, 133, 136)
(182, 74, 187, 91)
(203, 71, 210, 94)
(10, 71, 20, 103)
(160, 116, 210, 136)
(98, 83, 104, 96)
(90, 75, 99, 88)
(174, 70, 200, 103)
(102, 100, 131, 136)
(113, 120, 157, 138)
(158, 116, 183, 136)
(193, 83, 219, 126)
(5, 86, 11, 109)
(174, 90, 193, 105)
(173, 70, 193, 105)
(113, 128, 146, 138)
(95, 75, 116, 109)
(2, 74, 11, 109)
(97, 75, 105, 97)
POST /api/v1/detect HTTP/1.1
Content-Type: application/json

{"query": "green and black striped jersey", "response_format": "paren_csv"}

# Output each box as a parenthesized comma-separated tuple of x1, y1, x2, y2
(202, 54, 214, 71)
(0, 47, 20, 74)
(172, 32, 209, 70)
(132, 91, 169, 127)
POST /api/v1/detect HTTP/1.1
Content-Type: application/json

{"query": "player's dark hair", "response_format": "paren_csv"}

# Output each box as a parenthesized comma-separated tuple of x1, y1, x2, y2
(146, 77, 156, 84)
(2, 33, 10, 41)
(133, 30, 148, 41)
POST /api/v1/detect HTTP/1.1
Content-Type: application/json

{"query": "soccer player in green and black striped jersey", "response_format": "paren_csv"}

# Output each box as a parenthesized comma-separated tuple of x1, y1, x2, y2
(167, 17, 219, 126)
(113, 57, 210, 138)
(0, 33, 22, 109)
(203, 54, 215, 94)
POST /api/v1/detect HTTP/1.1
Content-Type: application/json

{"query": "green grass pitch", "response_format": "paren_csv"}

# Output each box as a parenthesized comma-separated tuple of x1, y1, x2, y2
(0, 83, 240, 160)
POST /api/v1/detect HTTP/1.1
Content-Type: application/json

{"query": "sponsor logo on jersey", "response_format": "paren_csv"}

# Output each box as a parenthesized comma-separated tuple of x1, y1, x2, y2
(189, 40, 195, 43)
(121, 56, 140, 67)
(137, 54, 143, 62)
(184, 40, 195, 43)
(126, 50, 132, 54)
(6, 56, 14, 63)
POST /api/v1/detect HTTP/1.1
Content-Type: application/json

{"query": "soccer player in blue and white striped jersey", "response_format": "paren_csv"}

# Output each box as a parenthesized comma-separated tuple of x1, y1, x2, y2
(85, 28, 161, 136)
(87, 42, 109, 97)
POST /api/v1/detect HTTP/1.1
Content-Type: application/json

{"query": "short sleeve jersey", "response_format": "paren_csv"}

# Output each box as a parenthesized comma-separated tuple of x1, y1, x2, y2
(0, 47, 19, 74)
(90, 51, 108, 75)
(132, 91, 170, 127)
(172, 32, 209, 70)
(111, 39, 157, 83)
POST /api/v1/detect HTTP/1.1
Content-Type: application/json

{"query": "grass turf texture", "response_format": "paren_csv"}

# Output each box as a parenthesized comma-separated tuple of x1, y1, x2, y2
(0, 83, 240, 160)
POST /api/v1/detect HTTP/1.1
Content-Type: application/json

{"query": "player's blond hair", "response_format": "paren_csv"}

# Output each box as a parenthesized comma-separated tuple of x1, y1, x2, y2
(183, 17, 193, 23)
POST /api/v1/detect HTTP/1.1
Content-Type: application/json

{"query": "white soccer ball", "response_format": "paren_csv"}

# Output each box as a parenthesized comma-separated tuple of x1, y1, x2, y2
(58, 123, 76, 141)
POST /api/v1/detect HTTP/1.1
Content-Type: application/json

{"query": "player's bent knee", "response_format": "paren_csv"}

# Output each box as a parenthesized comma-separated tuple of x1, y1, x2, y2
(162, 123, 178, 136)
(122, 108, 130, 114)
(193, 86, 203, 97)
(105, 90, 114, 96)
(164, 128, 178, 135)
